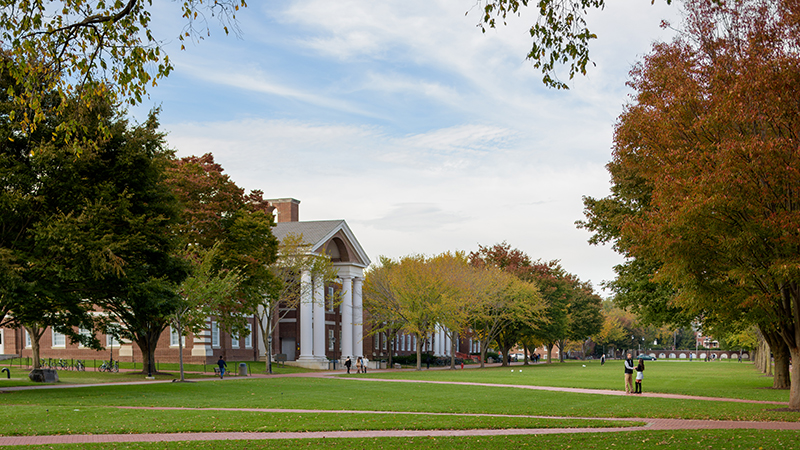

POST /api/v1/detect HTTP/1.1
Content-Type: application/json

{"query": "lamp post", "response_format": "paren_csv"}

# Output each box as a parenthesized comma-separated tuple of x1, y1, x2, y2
(267, 334, 273, 375)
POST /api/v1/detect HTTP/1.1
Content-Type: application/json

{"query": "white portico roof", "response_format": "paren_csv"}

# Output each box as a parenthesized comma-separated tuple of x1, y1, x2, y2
(272, 220, 371, 268)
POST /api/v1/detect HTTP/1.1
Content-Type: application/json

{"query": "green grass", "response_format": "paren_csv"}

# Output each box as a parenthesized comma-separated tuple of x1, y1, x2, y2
(2, 375, 798, 422)
(12, 430, 800, 449)
(0, 405, 638, 436)
(0, 359, 798, 444)
(0, 361, 311, 387)
(360, 359, 788, 402)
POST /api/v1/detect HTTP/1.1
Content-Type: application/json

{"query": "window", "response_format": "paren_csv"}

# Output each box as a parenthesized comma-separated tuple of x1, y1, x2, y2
(381, 332, 387, 350)
(78, 328, 92, 348)
(374, 333, 380, 349)
(231, 333, 239, 349)
(25, 330, 31, 348)
(211, 321, 220, 348)
(52, 330, 66, 347)
(326, 287, 335, 312)
(244, 324, 252, 349)
(329, 329, 335, 351)
(170, 327, 185, 347)
(106, 334, 121, 348)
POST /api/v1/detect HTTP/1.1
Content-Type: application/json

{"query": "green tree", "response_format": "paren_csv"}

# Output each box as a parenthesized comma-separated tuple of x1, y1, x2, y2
(173, 243, 242, 382)
(1, 0, 247, 136)
(165, 153, 279, 350)
(48, 108, 190, 376)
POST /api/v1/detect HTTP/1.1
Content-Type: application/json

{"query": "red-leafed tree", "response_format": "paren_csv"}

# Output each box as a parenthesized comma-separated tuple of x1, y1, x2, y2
(591, 0, 800, 408)
(166, 153, 279, 352)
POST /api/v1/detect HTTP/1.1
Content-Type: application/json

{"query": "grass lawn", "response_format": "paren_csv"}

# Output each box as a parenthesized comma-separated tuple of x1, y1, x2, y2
(0, 361, 311, 387)
(0, 359, 797, 447)
(361, 359, 788, 402)
(12, 430, 800, 449)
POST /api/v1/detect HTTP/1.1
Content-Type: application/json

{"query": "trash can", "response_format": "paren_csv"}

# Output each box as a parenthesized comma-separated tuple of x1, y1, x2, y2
(238, 363, 248, 376)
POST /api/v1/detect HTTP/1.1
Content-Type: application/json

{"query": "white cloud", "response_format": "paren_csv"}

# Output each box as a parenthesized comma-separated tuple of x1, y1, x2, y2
(143, 0, 686, 295)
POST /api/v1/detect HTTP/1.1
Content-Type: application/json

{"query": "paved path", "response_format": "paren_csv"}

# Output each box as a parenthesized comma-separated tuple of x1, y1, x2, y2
(1, 415, 799, 446)
(1, 367, 798, 446)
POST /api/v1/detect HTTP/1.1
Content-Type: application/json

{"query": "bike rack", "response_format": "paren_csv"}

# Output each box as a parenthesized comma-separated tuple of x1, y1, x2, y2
(1, 368, 9, 379)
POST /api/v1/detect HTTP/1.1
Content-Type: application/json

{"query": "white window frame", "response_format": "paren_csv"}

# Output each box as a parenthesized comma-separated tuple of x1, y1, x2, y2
(170, 327, 186, 347)
(329, 329, 335, 351)
(326, 286, 335, 312)
(25, 330, 31, 348)
(244, 324, 252, 349)
(382, 332, 387, 350)
(231, 333, 239, 349)
(211, 321, 220, 348)
(106, 333, 121, 348)
(52, 329, 66, 348)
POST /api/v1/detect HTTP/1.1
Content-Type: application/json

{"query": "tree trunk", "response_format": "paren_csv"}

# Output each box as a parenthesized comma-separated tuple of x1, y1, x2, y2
(545, 342, 553, 364)
(480, 339, 488, 369)
(762, 330, 790, 389)
(177, 324, 185, 382)
(136, 327, 164, 376)
(557, 339, 565, 363)
(26, 325, 42, 369)
(500, 343, 512, 367)
(449, 330, 457, 370)
(416, 333, 422, 371)
(522, 343, 530, 365)
(789, 347, 800, 410)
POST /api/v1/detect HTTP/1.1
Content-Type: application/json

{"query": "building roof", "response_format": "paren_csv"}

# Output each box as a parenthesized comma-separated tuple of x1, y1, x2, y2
(273, 220, 371, 268)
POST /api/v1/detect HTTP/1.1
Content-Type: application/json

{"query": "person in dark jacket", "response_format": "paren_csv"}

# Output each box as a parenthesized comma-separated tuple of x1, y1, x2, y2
(635, 360, 645, 394)
(217, 357, 227, 379)
(624, 353, 635, 394)
(344, 356, 352, 374)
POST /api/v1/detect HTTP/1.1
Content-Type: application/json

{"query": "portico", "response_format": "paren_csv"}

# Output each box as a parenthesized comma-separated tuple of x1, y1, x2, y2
(267, 199, 370, 370)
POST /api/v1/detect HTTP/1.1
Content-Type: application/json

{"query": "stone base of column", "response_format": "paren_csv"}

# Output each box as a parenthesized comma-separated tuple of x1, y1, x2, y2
(290, 356, 330, 370)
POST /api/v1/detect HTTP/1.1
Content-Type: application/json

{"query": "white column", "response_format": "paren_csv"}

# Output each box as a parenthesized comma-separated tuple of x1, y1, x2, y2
(313, 274, 326, 360)
(353, 277, 363, 358)
(437, 326, 444, 356)
(341, 276, 353, 359)
(298, 269, 313, 359)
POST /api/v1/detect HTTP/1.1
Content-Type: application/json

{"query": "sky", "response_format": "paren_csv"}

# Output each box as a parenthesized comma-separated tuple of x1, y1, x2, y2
(130, 0, 684, 296)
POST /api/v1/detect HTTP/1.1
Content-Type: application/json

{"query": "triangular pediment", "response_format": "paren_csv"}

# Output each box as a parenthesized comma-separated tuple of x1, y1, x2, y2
(272, 220, 370, 268)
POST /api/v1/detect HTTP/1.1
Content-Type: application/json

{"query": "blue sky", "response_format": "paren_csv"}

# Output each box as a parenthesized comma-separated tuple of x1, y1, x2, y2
(131, 1, 683, 295)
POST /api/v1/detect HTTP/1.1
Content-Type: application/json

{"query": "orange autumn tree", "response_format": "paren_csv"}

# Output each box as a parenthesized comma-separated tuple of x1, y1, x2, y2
(593, 0, 800, 408)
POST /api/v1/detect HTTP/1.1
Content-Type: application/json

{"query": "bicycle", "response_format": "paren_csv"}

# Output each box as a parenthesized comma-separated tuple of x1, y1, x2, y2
(99, 360, 119, 373)
(75, 360, 85, 371)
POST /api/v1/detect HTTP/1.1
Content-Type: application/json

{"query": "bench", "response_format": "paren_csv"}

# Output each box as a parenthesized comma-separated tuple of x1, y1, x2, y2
(274, 354, 287, 367)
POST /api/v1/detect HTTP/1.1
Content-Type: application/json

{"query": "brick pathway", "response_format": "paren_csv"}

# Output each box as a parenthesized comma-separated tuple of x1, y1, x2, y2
(1, 416, 799, 446)
(1, 366, 797, 446)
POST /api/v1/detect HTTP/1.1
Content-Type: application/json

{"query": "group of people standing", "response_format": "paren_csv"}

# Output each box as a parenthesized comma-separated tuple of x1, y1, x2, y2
(623, 352, 645, 394)
(343, 356, 369, 374)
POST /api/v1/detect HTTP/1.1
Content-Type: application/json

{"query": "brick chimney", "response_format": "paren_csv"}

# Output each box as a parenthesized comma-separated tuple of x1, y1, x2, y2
(267, 198, 300, 223)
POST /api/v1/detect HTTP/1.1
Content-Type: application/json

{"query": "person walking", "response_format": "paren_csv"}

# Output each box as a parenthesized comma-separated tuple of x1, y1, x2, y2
(601, 354, 606, 365)
(356, 357, 363, 374)
(217, 356, 227, 379)
(363, 357, 369, 374)
(635, 359, 645, 394)
(344, 356, 352, 374)
(624, 353, 635, 394)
